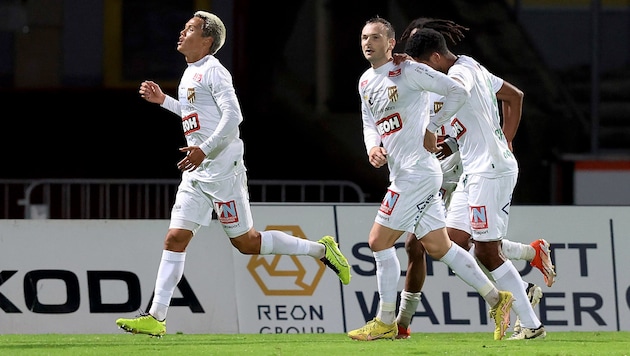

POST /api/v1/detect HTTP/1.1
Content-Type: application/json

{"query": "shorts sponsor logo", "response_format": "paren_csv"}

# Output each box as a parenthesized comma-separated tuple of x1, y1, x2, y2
(470, 205, 488, 229)
(379, 190, 399, 215)
(216, 200, 239, 224)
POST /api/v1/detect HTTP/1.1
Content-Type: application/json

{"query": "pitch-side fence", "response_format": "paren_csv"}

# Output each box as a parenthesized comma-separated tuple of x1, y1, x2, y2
(0, 179, 366, 219)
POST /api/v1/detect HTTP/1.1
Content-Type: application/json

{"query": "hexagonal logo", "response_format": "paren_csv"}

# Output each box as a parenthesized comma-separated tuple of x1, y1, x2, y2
(247, 225, 327, 296)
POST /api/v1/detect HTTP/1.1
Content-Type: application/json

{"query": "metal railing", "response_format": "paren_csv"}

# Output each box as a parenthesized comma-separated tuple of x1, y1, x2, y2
(0, 179, 366, 219)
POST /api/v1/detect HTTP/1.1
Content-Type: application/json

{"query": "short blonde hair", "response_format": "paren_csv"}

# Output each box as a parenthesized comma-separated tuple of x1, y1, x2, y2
(194, 11, 226, 55)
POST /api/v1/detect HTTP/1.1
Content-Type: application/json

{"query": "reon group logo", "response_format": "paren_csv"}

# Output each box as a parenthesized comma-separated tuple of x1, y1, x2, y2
(247, 225, 327, 296)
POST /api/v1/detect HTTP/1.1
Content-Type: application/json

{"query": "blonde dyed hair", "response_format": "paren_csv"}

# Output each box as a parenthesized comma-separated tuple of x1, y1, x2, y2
(194, 11, 226, 55)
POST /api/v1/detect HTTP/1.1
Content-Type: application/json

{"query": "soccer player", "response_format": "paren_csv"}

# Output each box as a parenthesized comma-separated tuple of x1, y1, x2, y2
(114, 11, 350, 337)
(404, 26, 547, 339)
(394, 18, 556, 339)
(347, 16, 514, 342)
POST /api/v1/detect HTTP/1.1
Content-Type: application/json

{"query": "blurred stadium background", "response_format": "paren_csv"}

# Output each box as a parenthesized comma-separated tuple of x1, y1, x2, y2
(1, 0, 629, 211)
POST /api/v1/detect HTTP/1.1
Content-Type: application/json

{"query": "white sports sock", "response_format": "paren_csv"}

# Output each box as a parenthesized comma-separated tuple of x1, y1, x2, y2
(396, 290, 422, 328)
(150, 250, 186, 321)
(440, 243, 499, 306)
(491, 260, 542, 329)
(259, 230, 324, 257)
(374, 247, 400, 325)
(501, 239, 535, 261)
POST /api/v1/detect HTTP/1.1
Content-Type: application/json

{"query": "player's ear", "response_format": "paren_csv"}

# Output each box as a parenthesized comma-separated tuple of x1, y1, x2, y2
(430, 52, 441, 65)
(388, 38, 396, 51)
(204, 36, 213, 48)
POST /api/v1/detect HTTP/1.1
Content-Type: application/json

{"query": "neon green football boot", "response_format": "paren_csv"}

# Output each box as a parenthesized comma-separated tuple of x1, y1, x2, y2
(116, 313, 166, 337)
(318, 235, 351, 285)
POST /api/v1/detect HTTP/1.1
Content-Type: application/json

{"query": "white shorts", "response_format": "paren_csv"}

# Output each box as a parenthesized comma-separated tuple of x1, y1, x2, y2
(446, 173, 517, 242)
(169, 172, 254, 238)
(375, 174, 446, 239)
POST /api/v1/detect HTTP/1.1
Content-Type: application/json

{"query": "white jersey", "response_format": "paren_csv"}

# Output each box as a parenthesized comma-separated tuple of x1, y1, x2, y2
(359, 60, 468, 182)
(161, 55, 247, 182)
(444, 55, 518, 177)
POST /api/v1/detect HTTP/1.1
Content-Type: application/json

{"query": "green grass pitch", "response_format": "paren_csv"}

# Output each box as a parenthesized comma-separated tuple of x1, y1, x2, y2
(0, 332, 628, 355)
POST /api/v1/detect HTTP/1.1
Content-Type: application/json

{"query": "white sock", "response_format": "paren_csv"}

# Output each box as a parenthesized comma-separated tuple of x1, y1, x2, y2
(501, 239, 535, 261)
(440, 243, 499, 306)
(491, 260, 542, 329)
(374, 247, 399, 325)
(396, 290, 422, 328)
(259, 230, 324, 258)
(149, 250, 186, 321)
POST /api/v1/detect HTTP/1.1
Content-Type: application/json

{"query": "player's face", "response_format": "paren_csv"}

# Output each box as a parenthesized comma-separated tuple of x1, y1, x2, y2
(177, 17, 211, 59)
(361, 23, 394, 68)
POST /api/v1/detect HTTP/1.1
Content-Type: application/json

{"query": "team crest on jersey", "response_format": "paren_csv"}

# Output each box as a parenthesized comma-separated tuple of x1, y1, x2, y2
(434, 101, 443, 113)
(388, 68, 401, 77)
(387, 86, 398, 102)
(452, 118, 467, 139)
(182, 112, 201, 135)
(360, 79, 368, 88)
(470, 205, 488, 230)
(216, 200, 239, 224)
(193, 73, 203, 82)
(379, 189, 399, 215)
(187, 88, 196, 103)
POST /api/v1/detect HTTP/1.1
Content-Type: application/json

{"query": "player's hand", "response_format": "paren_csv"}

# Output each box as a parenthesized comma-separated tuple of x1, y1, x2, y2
(177, 146, 205, 172)
(139, 80, 166, 104)
(392, 53, 412, 65)
(436, 136, 458, 160)
(368, 146, 388, 168)
(423, 129, 440, 155)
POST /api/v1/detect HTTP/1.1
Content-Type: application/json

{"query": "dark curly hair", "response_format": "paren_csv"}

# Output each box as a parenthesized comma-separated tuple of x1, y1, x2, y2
(400, 17, 469, 45)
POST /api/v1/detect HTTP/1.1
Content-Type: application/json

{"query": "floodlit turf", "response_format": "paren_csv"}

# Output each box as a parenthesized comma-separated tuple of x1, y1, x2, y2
(0, 332, 628, 355)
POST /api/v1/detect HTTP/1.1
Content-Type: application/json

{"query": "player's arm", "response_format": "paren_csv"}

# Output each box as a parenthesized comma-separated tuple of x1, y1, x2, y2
(360, 97, 387, 168)
(417, 63, 469, 135)
(413, 64, 469, 153)
(198, 67, 243, 155)
(140, 80, 181, 115)
(496, 80, 523, 151)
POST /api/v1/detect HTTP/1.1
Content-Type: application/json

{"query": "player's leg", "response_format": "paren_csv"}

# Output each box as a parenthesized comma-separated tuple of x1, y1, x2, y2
(116, 176, 206, 336)
(470, 174, 545, 340)
(420, 189, 514, 340)
(513, 282, 543, 334)
(421, 226, 514, 340)
(348, 223, 402, 341)
(500, 239, 556, 287)
(395, 232, 426, 339)
(226, 173, 351, 284)
(349, 179, 433, 341)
